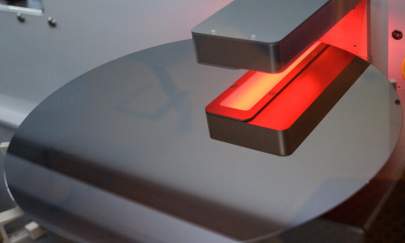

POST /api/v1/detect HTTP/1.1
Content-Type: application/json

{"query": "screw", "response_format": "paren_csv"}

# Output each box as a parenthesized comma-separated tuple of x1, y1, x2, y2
(17, 13, 26, 23)
(48, 17, 57, 28)
(392, 30, 403, 40)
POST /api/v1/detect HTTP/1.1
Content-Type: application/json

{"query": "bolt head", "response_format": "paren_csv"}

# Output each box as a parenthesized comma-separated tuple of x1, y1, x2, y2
(392, 30, 403, 40)
(17, 13, 26, 23)
(48, 17, 57, 27)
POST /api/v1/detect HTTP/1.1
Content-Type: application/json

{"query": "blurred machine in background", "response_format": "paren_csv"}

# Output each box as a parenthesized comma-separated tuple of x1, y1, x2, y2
(0, 0, 232, 128)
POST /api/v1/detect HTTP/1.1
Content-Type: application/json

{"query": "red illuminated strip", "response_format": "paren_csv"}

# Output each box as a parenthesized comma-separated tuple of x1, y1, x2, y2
(221, 43, 320, 111)
(206, 46, 356, 131)
(250, 47, 355, 130)
(206, 42, 325, 121)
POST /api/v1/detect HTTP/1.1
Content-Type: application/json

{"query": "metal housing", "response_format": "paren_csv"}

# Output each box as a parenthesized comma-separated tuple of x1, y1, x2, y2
(192, 0, 360, 72)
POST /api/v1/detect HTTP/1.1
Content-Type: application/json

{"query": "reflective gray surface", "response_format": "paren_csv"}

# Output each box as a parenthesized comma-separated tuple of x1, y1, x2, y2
(192, 0, 359, 72)
(4, 40, 402, 243)
(193, 0, 333, 42)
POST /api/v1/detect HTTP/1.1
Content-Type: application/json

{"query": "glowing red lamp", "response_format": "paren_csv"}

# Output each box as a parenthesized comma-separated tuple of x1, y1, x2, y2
(206, 46, 368, 155)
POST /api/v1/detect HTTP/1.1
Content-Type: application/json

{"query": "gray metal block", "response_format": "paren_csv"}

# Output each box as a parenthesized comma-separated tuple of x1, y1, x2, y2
(192, 0, 360, 72)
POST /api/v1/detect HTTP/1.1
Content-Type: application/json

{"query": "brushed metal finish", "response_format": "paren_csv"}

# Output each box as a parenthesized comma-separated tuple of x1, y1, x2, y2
(193, 0, 332, 42)
(4, 40, 402, 243)
(192, 0, 360, 72)
(388, 0, 405, 83)
(369, 0, 389, 76)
